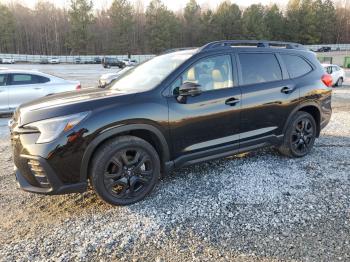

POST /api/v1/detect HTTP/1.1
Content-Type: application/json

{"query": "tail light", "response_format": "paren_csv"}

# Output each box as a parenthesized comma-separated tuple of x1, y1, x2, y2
(76, 84, 81, 90)
(322, 74, 333, 87)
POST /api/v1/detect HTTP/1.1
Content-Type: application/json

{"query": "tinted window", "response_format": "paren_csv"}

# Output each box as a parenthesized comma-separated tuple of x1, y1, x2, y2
(0, 74, 5, 86)
(239, 53, 282, 85)
(37, 75, 50, 83)
(172, 55, 234, 94)
(281, 54, 312, 78)
(9, 74, 45, 85)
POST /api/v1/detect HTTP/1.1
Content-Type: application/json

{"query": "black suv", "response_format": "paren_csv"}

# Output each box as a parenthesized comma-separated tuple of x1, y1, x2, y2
(10, 40, 333, 205)
(102, 57, 125, 68)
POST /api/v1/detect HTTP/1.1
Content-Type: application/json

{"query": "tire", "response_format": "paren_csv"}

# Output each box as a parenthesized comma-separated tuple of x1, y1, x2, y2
(90, 136, 160, 206)
(278, 111, 317, 158)
(336, 77, 343, 87)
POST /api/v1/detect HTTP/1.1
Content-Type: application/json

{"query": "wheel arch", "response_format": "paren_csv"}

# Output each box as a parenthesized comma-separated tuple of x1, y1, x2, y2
(283, 102, 321, 137)
(80, 124, 170, 182)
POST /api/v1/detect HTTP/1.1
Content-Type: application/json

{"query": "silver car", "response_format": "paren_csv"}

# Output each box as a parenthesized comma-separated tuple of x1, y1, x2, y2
(0, 69, 81, 114)
(98, 66, 134, 88)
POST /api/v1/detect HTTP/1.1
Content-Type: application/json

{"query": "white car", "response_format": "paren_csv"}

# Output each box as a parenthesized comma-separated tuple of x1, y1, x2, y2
(98, 66, 134, 88)
(1, 58, 15, 64)
(0, 69, 81, 114)
(322, 63, 345, 87)
(122, 59, 138, 67)
(48, 57, 60, 64)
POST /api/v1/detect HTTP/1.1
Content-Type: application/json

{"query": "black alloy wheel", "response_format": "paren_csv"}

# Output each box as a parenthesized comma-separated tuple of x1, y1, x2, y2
(290, 117, 315, 156)
(91, 136, 160, 205)
(278, 111, 317, 158)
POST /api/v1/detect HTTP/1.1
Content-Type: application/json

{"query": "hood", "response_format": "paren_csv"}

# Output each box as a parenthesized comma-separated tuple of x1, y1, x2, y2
(17, 87, 135, 126)
(100, 73, 119, 80)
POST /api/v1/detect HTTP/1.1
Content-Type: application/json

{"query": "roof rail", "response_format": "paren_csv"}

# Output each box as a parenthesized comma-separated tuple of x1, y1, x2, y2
(160, 47, 197, 55)
(199, 40, 306, 52)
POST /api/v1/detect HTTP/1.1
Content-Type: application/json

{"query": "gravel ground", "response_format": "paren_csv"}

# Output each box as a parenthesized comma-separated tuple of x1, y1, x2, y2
(0, 67, 350, 261)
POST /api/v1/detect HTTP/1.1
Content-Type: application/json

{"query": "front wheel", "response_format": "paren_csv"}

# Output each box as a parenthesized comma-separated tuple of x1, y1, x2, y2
(90, 136, 160, 205)
(278, 111, 317, 158)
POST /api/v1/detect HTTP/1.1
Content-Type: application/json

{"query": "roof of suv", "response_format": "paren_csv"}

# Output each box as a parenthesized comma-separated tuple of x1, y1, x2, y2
(165, 40, 309, 57)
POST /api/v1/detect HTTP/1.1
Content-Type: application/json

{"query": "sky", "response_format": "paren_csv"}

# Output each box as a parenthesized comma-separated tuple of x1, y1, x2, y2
(3, 0, 290, 10)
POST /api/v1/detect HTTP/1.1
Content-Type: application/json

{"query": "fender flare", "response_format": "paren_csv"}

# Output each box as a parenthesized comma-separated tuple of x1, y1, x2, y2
(80, 124, 170, 181)
(282, 101, 321, 136)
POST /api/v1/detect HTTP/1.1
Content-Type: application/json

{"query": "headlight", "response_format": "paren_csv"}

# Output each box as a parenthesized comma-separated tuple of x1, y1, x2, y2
(24, 112, 89, 144)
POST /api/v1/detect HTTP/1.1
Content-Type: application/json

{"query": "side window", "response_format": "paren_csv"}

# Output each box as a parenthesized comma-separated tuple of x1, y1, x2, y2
(9, 74, 39, 85)
(327, 66, 333, 74)
(239, 53, 282, 85)
(172, 55, 233, 95)
(281, 54, 313, 79)
(0, 74, 5, 86)
(37, 75, 50, 83)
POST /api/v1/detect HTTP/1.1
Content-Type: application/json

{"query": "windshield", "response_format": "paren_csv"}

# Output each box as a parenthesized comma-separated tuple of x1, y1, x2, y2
(111, 49, 196, 92)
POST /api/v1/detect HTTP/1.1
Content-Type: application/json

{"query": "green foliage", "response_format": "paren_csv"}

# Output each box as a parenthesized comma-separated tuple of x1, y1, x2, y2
(145, 0, 180, 53)
(213, 2, 242, 40)
(109, 0, 134, 54)
(183, 0, 201, 46)
(242, 4, 267, 39)
(0, 0, 343, 55)
(264, 4, 285, 41)
(0, 4, 15, 53)
(67, 0, 94, 54)
(285, 0, 337, 44)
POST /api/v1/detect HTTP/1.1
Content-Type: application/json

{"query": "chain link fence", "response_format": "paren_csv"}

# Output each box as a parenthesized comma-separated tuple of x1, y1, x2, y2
(0, 54, 155, 64)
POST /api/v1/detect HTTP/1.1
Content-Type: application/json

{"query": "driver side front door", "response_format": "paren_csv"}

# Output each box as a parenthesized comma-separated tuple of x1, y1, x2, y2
(167, 54, 242, 166)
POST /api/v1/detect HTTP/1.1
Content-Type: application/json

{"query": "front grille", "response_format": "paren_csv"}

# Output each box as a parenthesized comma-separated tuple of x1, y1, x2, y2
(28, 159, 50, 188)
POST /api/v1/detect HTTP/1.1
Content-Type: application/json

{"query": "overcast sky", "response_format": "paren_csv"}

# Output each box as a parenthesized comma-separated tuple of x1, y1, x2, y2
(5, 0, 290, 10)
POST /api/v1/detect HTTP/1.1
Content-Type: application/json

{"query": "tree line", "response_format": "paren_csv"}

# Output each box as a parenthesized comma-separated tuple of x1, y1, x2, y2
(0, 0, 348, 55)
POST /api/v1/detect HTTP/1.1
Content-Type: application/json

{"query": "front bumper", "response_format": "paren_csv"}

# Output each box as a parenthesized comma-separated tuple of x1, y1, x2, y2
(14, 154, 87, 195)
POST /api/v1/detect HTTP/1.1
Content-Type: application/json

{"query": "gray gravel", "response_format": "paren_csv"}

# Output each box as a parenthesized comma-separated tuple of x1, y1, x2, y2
(0, 68, 350, 261)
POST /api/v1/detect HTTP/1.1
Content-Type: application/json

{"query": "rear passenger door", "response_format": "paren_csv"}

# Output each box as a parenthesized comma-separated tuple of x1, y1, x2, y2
(237, 52, 298, 148)
(8, 73, 50, 109)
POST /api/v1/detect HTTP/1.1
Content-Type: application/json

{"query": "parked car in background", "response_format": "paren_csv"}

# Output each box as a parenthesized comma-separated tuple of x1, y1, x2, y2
(39, 58, 49, 64)
(317, 46, 331, 52)
(122, 59, 138, 67)
(1, 58, 15, 64)
(0, 69, 81, 114)
(9, 40, 332, 206)
(322, 64, 345, 87)
(74, 57, 82, 64)
(102, 57, 125, 68)
(94, 57, 102, 64)
(98, 66, 135, 88)
(48, 57, 60, 64)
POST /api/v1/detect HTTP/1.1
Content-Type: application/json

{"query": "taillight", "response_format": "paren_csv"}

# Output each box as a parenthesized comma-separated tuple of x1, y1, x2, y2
(76, 84, 81, 90)
(321, 74, 333, 87)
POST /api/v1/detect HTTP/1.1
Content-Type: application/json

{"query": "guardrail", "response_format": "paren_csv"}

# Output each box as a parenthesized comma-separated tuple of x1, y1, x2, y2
(0, 54, 155, 64)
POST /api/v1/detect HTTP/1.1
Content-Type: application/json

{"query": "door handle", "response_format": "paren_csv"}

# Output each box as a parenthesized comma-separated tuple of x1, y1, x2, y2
(33, 87, 43, 90)
(225, 97, 240, 106)
(281, 86, 295, 94)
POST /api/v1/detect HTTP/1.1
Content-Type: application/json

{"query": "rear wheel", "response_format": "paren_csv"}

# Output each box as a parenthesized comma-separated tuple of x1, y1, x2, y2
(336, 77, 343, 87)
(90, 136, 160, 205)
(278, 111, 317, 158)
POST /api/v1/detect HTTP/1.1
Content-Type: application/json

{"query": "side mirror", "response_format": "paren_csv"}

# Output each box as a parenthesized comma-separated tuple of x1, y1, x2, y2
(179, 82, 202, 96)
(177, 82, 202, 103)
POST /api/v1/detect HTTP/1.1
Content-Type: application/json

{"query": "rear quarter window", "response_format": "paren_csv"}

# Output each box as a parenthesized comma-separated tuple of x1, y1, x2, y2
(239, 53, 282, 85)
(281, 54, 313, 78)
(36, 75, 50, 83)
